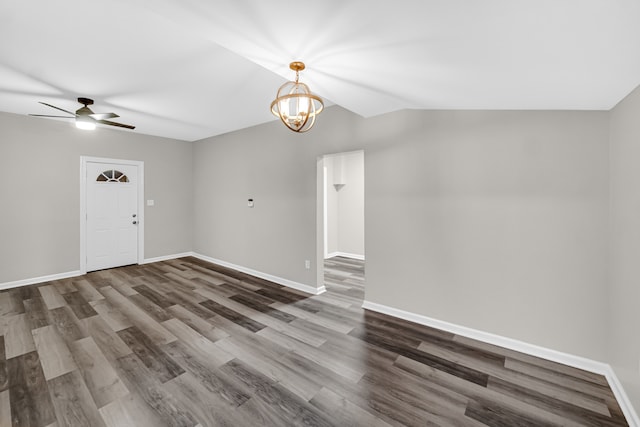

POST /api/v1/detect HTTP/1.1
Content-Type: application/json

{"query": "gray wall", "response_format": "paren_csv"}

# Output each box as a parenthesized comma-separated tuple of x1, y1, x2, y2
(192, 121, 325, 287)
(324, 156, 339, 256)
(365, 110, 610, 361)
(610, 84, 640, 407)
(0, 112, 193, 283)
(324, 151, 365, 258)
(193, 106, 610, 361)
(336, 151, 365, 257)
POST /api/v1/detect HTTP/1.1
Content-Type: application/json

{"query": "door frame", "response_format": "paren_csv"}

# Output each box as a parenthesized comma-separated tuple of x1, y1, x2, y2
(80, 156, 145, 274)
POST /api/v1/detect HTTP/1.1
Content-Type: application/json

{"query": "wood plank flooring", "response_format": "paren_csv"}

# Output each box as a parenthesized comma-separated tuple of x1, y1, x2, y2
(0, 256, 630, 426)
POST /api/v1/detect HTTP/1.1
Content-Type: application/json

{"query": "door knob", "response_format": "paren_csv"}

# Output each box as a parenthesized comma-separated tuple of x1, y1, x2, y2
(132, 214, 137, 218)
(133, 221, 138, 225)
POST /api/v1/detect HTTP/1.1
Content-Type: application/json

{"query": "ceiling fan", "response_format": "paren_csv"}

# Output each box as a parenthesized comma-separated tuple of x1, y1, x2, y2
(30, 97, 135, 130)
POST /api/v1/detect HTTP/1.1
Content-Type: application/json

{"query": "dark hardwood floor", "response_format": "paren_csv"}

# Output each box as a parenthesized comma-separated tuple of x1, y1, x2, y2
(0, 256, 630, 426)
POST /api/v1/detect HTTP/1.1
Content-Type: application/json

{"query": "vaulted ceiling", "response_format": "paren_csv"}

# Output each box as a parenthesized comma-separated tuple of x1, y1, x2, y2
(1, 0, 639, 141)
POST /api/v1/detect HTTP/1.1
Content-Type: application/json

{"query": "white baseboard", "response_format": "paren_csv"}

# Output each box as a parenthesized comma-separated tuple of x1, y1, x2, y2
(0, 251, 326, 298)
(326, 251, 365, 261)
(608, 372, 640, 427)
(362, 300, 639, 426)
(0, 252, 192, 291)
(0, 270, 82, 291)
(143, 252, 193, 264)
(192, 253, 325, 296)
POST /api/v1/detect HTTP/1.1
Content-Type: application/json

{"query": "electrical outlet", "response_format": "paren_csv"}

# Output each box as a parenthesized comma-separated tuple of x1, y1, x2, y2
(305, 260, 311, 269)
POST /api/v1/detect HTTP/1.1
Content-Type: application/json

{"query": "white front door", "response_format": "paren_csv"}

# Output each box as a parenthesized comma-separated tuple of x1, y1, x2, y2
(86, 162, 139, 272)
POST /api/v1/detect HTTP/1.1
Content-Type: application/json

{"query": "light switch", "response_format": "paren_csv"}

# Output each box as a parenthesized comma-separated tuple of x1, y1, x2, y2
(248, 198, 254, 208)
(147, 200, 155, 206)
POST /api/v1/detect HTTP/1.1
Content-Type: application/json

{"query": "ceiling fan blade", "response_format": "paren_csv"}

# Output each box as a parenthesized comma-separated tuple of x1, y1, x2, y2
(97, 119, 135, 130)
(29, 114, 74, 118)
(90, 112, 119, 120)
(39, 102, 77, 116)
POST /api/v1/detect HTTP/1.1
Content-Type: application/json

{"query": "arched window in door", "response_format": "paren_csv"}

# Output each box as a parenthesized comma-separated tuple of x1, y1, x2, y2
(96, 169, 129, 183)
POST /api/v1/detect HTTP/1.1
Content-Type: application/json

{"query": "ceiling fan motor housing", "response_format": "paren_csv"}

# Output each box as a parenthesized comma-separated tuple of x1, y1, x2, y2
(77, 97, 94, 106)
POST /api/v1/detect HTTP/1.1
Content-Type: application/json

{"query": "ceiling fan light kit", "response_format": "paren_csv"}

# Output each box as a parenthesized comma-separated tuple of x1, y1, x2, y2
(30, 97, 135, 131)
(271, 61, 324, 133)
(75, 116, 96, 130)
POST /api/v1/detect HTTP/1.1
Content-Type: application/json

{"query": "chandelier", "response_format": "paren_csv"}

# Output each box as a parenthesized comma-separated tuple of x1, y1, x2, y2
(270, 61, 324, 133)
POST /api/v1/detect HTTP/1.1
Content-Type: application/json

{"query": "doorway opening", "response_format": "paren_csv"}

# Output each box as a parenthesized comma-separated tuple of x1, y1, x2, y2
(316, 151, 365, 299)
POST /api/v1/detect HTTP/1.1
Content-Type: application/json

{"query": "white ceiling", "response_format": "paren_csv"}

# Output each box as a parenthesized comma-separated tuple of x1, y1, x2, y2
(1, 0, 639, 142)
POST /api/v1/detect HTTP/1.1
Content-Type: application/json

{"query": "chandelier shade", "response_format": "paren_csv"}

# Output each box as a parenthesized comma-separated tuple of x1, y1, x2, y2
(270, 62, 324, 133)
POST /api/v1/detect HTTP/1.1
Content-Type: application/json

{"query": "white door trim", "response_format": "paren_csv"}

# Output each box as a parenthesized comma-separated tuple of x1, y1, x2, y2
(323, 165, 329, 259)
(80, 156, 145, 274)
